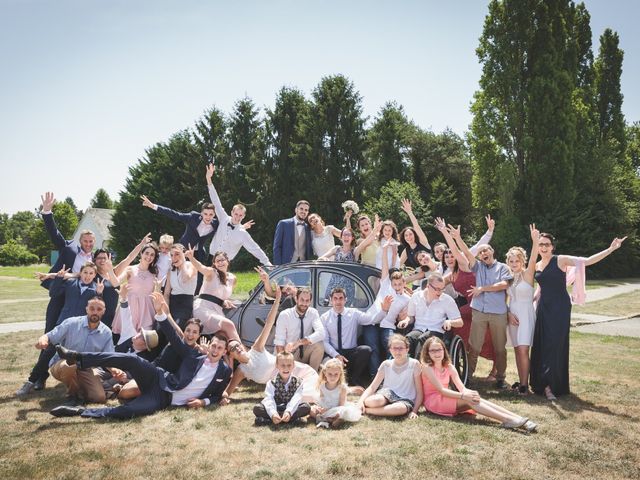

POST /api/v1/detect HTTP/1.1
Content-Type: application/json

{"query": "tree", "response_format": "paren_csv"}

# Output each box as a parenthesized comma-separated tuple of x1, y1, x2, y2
(363, 180, 430, 235)
(595, 28, 626, 157)
(0, 240, 39, 266)
(363, 102, 413, 195)
(29, 201, 78, 262)
(627, 121, 640, 173)
(90, 188, 115, 209)
(303, 75, 367, 224)
(64, 196, 83, 220)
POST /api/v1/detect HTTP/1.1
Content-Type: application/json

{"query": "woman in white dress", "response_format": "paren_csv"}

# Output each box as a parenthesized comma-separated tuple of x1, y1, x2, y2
(223, 288, 319, 403)
(506, 225, 540, 395)
(308, 213, 342, 258)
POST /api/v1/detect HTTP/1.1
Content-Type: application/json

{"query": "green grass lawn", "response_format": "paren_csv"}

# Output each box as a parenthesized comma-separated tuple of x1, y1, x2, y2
(0, 330, 638, 479)
(0, 267, 259, 324)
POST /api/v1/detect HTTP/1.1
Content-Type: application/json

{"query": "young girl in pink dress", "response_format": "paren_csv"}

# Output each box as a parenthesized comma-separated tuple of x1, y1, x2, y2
(111, 243, 159, 335)
(421, 337, 537, 431)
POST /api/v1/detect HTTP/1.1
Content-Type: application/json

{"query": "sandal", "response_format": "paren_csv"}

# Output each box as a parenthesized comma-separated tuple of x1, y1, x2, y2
(544, 386, 557, 401)
(511, 382, 521, 391)
(518, 384, 530, 395)
(485, 374, 497, 383)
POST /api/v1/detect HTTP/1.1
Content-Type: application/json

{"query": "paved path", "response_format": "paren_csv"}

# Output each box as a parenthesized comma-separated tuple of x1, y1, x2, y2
(575, 317, 640, 337)
(1, 280, 639, 336)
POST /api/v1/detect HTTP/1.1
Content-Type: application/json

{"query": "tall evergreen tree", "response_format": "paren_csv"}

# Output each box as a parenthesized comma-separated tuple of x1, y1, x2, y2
(363, 102, 413, 196)
(90, 188, 115, 209)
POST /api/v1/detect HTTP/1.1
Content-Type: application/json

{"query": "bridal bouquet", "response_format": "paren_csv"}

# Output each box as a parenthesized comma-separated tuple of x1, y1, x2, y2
(341, 200, 360, 215)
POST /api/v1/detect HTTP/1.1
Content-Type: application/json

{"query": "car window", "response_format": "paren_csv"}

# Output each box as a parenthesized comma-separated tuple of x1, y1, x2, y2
(318, 271, 370, 308)
(368, 275, 381, 297)
(252, 268, 312, 306)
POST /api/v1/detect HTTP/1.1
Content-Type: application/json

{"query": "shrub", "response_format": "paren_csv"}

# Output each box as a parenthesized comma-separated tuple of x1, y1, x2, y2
(0, 240, 39, 266)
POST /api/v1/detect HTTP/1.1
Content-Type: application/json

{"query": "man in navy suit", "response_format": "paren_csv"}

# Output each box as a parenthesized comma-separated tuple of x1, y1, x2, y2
(140, 194, 219, 264)
(50, 293, 231, 419)
(16, 192, 96, 397)
(273, 200, 313, 265)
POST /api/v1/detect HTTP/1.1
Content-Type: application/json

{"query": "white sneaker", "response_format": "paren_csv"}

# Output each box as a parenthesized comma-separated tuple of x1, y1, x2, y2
(316, 421, 329, 429)
(522, 420, 538, 433)
(16, 381, 35, 397)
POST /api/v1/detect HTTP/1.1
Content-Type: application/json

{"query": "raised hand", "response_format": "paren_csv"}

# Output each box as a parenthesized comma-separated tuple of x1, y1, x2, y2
(185, 244, 196, 260)
(529, 223, 540, 242)
(447, 224, 462, 240)
(56, 264, 70, 277)
(140, 195, 156, 209)
(434, 217, 447, 232)
(610, 236, 627, 251)
(254, 265, 269, 283)
(197, 336, 211, 355)
(205, 163, 215, 182)
(242, 220, 255, 230)
(150, 291, 168, 314)
(119, 283, 130, 302)
(401, 198, 413, 215)
(96, 278, 105, 295)
(485, 214, 495, 232)
(41, 192, 55, 212)
(137, 232, 152, 248)
(381, 295, 394, 312)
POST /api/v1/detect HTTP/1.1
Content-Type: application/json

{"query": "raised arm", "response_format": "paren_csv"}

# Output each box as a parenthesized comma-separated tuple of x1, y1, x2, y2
(401, 199, 429, 248)
(184, 245, 214, 278)
(524, 224, 540, 284)
(205, 164, 230, 224)
(469, 214, 495, 256)
(559, 236, 627, 269)
(40, 192, 67, 250)
(380, 244, 391, 281)
(253, 288, 282, 352)
(241, 231, 273, 266)
(318, 246, 339, 261)
(141, 194, 192, 223)
(447, 224, 476, 269)
(113, 233, 152, 278)
(435, 217, 470, 272)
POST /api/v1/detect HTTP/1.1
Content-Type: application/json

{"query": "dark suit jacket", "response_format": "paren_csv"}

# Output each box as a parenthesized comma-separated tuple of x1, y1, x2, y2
(42, 213, 84, 290)
(49, 277, 99, 325)
(157, 318, 231, 405)
(156, 206, 219, 262)
(273, 217, 313, 265)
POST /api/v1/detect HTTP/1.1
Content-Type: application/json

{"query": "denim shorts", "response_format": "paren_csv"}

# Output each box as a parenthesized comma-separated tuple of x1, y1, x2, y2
(378, 388, 414, 413)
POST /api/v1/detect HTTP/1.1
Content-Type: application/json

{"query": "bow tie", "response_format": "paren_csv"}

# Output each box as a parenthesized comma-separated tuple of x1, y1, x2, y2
(296, 222, 305, 226)
(227, 222, 235, 230)
(80, 283, 92, 288)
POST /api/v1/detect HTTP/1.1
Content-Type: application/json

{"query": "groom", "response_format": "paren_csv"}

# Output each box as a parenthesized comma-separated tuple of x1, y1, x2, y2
(273, 200, 313, 265)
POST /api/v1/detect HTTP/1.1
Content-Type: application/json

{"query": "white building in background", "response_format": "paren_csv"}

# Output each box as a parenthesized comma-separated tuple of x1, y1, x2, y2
(72, 208, 115, 249)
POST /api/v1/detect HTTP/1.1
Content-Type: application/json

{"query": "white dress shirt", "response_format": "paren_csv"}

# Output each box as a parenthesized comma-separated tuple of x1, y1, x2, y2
(72, 248, 94, 273)
(274, 307, 325, 346)
(170, 359, 220, 406)
(379, 290, 411, 329)
(262, 375, 304, 418)
(321, 307, 381, 358)
(207, 184, 272, 265)
(407, 290, 461, 333)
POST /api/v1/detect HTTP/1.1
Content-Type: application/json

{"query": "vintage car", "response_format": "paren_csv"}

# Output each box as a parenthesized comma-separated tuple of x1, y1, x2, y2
(226, 261, 468, 384)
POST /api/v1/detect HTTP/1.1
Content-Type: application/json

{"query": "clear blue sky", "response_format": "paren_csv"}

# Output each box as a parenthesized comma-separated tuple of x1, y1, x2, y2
(1, 0, 638, 214)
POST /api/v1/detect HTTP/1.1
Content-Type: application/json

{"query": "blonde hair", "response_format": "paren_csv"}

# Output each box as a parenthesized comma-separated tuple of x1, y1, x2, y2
(506, 246, 527, 270)
(159, 234, 174, 246)
(317, 358, 347, 389)
(276, 351, 294, 365)
(232, 204, 246, 214)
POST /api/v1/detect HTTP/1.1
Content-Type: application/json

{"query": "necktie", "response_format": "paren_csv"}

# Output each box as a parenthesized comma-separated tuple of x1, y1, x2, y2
(337, 313, 343, 352)
(298, 313, 305, 357)
(227, 222, 235, 230)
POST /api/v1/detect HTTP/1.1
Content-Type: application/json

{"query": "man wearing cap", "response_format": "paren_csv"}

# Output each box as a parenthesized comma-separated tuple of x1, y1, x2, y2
(32, 296, 114, 404)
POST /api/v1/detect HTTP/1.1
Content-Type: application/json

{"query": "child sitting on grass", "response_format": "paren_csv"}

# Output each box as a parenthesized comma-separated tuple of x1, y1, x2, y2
(253, 351, 311, 426)
(311, 359, 362, 429)
(357, 334, 422, 418)
(421, 336, 537, 432)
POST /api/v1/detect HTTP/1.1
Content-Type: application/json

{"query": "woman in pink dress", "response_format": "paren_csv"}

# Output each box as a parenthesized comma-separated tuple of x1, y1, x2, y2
(421, 337, 536, 431)
(111, 242, 159, 335)
(188, 249, 240, 342)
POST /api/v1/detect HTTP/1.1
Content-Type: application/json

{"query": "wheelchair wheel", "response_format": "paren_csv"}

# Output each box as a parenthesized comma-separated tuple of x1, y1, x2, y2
(448, 334, 468, 386)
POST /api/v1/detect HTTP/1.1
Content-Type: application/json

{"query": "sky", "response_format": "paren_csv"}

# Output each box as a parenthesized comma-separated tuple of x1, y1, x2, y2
(1, 0, 638, 215)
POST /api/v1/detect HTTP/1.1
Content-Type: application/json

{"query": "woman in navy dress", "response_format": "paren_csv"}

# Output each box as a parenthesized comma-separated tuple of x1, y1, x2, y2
(531, 233, 626, 400)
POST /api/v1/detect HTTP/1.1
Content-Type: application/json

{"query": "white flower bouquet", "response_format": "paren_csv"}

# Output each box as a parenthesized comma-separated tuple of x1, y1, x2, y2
(341, 200, 360, 215)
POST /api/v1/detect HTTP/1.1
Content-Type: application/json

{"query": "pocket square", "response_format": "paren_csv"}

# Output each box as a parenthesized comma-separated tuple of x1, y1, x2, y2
(216, 379, 223, 382)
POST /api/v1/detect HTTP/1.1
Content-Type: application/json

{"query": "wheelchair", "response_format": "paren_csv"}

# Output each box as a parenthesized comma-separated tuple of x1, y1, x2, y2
(407, 330, 468, 386)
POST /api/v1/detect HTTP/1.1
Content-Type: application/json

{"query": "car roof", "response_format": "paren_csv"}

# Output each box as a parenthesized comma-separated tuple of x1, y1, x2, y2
(269, 261, 381, 282)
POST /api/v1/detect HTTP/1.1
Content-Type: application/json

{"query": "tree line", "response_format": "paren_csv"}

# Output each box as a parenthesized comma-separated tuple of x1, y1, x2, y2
(2, 1, 638, 275)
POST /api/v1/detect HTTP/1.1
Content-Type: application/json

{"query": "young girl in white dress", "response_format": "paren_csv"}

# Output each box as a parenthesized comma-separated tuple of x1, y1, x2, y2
(311, 358, 362, 428)
(358, 334, 422, 418)
(506, 224, 540, 395)
(223, 288, 319, 404)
